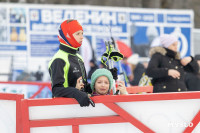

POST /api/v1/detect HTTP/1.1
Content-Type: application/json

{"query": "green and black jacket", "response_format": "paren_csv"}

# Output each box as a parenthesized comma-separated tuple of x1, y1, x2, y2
(48, 43, 87, 98)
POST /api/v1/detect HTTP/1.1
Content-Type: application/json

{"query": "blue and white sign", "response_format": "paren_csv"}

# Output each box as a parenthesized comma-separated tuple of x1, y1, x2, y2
(28, 6, 195, 59)
(0, 4, 194, 82)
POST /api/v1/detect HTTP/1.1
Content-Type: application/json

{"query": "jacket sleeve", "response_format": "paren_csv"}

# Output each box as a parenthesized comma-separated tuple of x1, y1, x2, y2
(183, 56, 199, 74)
(146, 53, 169, 78)
(49, 58, 78, 98)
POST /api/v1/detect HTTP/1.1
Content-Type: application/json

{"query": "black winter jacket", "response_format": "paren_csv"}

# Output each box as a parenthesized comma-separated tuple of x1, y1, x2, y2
(48, 43, 87, 97)
(130, 63, 146, 86)
(185, 72, 200, 91)
(146, 47, 199, 93)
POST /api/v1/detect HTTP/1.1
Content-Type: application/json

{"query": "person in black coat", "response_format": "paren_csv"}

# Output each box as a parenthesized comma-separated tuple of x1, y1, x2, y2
(48, 20, 92, 107)
(146, 34, 199, 93)
(127, 54, 147, 86)
(88, 59, 98, 80)
(185, 54, 200, 91)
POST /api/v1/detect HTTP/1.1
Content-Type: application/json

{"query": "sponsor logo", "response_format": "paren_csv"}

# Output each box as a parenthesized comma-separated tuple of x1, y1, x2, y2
(66, 33, 70, 39)
(73, 67, 80, 73)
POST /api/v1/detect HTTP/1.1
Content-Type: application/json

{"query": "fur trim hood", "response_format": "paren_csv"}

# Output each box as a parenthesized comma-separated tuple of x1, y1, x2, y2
(149, 46, 180, 59)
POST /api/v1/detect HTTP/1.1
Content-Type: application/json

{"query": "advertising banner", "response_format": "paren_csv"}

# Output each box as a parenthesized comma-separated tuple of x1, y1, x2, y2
(0, 83, 52, 99)
(0, 3, 194, 81)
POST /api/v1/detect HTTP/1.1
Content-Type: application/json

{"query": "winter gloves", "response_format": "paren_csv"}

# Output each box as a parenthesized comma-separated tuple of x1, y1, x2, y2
(73, 89, 95, 107)
(73, 90, 90, 107)
(109, 67, 118, 80)
(84, 82, 92, 94)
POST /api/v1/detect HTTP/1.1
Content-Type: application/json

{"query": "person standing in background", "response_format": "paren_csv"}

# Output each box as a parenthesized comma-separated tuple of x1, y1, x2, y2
(88, 59, 98, 80)
(127, 54, 148, 86)
(121, 57, 133, 83)
(146, 34, 199, 93)
(185, 54, 200, 91)
(34, 66, 43, 81)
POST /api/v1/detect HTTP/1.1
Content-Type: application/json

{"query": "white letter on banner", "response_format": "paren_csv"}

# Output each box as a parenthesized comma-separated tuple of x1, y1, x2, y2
(41, 10, 52, 23)
(53, 10, 63, 23)
(75, 11, 85, 23)
(90, 11, 101, 24)
(102, 12, 117, 25)
(85, 11, 105, 24)
(83, 11, 95, 24)
(63, 10, 74, 20)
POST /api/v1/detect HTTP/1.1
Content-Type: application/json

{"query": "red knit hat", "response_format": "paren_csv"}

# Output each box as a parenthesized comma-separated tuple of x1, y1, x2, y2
(58, 20, 83, 48)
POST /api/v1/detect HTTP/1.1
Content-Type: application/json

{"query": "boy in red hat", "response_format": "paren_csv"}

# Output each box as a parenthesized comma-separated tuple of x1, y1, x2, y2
(48, 20, 92, 107)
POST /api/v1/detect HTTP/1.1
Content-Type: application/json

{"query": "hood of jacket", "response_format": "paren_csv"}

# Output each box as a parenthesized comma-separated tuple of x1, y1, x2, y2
(149, 46, 180, 59)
